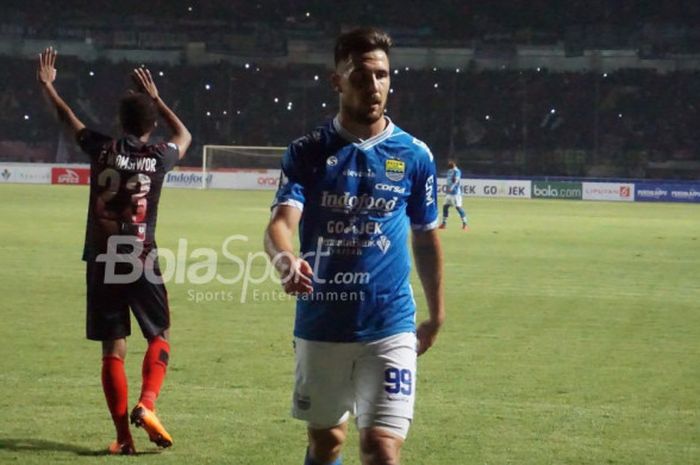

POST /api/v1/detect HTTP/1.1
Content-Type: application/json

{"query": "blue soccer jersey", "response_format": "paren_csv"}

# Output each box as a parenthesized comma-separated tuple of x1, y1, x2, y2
(446, 167, 462, 195)
(272, 117, 439, 342)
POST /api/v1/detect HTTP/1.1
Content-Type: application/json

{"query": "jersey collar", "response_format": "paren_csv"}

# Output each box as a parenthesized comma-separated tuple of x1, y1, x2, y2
(333, 115, 395, 150)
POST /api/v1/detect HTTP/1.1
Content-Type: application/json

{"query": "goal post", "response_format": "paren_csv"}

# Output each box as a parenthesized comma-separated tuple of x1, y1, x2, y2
(201, 145, 287, 189)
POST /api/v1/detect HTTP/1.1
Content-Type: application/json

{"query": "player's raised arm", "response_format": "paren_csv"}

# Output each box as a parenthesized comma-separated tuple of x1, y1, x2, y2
(264, 205, 314, 295)
(412, 228, 445, 356)
(37, 47, 86, 137)
(132, 67, 192, 159)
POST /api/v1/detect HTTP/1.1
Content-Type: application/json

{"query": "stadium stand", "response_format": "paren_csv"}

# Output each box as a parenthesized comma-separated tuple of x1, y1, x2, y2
(2, 1, 700, 178)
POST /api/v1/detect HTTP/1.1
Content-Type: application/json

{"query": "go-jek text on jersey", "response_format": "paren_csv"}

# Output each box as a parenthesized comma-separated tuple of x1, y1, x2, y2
(272, 117, 438, 342)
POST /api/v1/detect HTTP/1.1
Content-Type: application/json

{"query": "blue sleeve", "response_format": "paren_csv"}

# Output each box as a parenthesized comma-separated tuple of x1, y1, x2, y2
(272, 144, 305, 211)
(407, 151, 439, 231)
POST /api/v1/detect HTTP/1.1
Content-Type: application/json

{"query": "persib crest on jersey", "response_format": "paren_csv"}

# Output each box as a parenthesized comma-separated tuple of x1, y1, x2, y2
(385, 159, 406, 181)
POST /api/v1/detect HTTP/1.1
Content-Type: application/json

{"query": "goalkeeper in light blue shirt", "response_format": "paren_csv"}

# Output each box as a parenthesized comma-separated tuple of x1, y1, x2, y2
(264, 27, 445, 465)
(439, 160, 469, 230)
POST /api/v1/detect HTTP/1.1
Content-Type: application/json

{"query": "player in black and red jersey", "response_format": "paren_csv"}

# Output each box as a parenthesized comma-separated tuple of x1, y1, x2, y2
(37, 47, 191, 455)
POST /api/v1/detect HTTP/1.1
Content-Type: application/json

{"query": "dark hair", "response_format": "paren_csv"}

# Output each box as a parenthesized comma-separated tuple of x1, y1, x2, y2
(119, 92, 157, 137)
(334, 27, 393, 66)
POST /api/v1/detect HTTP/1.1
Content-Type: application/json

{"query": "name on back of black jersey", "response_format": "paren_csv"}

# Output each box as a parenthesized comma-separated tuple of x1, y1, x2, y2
(98, 152, 157, 173)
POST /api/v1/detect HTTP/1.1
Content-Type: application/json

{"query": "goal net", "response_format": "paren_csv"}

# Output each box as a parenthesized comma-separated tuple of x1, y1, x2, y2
(201, 145, 286, 189)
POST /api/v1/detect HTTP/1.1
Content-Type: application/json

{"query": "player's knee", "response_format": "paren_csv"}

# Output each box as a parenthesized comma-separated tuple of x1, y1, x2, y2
(360, 428, 403, 465)
(101, 338, 127, 359)
(308, 423, 347, 462)
(152, 329, 169, 341)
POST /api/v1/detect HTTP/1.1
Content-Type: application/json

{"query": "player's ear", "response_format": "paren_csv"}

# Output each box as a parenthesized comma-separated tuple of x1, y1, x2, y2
(331, 72, 341, 93)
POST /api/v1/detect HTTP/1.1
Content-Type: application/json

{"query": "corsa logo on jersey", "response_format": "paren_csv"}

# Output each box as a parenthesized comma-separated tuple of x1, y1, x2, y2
(375, 183, 406, 194)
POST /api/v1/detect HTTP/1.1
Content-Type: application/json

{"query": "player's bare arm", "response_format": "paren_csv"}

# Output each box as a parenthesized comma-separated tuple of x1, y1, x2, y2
(132, 67, 192, 159)
(264, 205, 314, 295)
(412, 228, 445, 355)
(37, 47, 86, 137)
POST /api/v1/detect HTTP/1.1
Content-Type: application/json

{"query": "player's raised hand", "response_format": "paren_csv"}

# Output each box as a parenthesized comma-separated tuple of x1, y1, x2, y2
(416, 319, 442, 356)
(279, 256, 314, 295)
(37, 47, 57, 85)
(132, 67, 159, 100)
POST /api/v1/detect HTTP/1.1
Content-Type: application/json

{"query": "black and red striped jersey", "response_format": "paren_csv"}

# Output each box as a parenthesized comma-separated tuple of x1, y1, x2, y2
(77, 128, 178, 261)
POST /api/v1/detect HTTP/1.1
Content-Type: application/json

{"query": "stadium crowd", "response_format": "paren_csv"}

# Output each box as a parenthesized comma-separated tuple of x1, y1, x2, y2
(2, 55, 699, 179)
(3, 1, 700, 48)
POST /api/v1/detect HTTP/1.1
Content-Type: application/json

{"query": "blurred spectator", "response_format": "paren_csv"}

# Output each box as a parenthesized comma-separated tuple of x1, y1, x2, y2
(4, 54, 699, 179)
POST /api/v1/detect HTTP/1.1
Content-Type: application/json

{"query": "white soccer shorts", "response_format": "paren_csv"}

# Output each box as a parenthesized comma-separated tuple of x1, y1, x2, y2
(292, 332, 417, 439)
(444, 193, 463, 207)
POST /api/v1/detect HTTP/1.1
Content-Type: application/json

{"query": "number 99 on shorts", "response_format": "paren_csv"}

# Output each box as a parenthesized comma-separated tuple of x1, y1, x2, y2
(384, 367, 413, 396)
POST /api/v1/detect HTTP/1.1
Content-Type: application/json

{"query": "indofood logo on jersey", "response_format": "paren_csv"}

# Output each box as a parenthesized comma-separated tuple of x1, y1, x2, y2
(321, 191, 397, 212)
(385, 159, 405, 182)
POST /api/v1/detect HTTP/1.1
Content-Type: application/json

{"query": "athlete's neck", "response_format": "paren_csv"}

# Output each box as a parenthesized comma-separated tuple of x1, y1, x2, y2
(124, 132, 152, 144)
(337, 113, 387, 141)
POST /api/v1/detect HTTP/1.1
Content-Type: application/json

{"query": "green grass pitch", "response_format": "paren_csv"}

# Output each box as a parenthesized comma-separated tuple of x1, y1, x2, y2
(0, 184, 698, 464)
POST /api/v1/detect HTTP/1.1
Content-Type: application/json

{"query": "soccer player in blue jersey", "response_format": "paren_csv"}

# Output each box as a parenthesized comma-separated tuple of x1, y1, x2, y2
(264, 28, 445, 465)
(438, 160, 469, 230)
(37, 48, 191, 454)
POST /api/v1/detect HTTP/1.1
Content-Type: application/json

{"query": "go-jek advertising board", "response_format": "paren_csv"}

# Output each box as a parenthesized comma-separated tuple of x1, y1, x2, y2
(437, 178, 531, 199)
